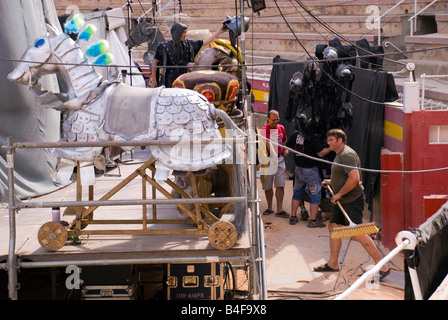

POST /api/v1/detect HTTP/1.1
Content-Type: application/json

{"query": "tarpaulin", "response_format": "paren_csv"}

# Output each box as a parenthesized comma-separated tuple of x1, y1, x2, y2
(404, 201, 448, 299)
(0, 0, 64, 203)
(0, 3, 145, 203)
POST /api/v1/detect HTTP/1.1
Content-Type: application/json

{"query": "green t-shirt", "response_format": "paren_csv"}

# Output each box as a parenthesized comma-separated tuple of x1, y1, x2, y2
(331, 145, 364, 204)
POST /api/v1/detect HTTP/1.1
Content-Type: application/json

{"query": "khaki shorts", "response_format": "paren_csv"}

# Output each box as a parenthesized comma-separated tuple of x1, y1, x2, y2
(261, 156, 286, 190)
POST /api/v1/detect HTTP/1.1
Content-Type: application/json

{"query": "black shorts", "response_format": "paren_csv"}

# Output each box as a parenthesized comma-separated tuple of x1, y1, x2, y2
(330, 194, 365, 226)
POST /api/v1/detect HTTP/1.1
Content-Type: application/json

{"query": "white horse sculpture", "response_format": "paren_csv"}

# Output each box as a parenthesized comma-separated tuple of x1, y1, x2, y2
(7, 24, 247, 237)
(7, 24, 241, 172)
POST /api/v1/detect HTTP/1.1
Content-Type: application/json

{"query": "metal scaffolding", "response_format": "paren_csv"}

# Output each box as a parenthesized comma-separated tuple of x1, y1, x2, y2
(1, 129, 267, 300)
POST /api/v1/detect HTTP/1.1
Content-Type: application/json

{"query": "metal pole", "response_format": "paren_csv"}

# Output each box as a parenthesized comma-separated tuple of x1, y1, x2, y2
(16, 255, 250, 269)
(239, 0, 256, 299)
(239, 0, 267, 300)
(421, 73, 426, 110)
(377, 18, 381, 46)
(8, 137, 246, 149)
(127, 0, 133, 86)
(17, 196, 247, 210)
(6, 137, 18, 300)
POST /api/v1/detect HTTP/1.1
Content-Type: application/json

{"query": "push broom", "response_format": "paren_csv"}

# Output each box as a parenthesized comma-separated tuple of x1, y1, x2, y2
(326, 186, 379, 239)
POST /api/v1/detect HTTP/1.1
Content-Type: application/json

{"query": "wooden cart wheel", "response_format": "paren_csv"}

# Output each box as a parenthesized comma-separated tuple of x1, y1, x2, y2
(208, 220, 237, 250)
(38, 221, 68, 251)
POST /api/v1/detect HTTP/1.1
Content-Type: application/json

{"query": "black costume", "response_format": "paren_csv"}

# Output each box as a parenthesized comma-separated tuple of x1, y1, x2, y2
(153, 23, 203, 88)
(286, 132, 325, 168)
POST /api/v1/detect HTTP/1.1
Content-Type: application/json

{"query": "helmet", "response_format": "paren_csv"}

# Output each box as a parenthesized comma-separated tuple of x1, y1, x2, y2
(323, 46, 338, 60)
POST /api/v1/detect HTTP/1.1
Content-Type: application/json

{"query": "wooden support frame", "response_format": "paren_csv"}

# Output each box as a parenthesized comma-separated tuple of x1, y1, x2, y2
(37, 156, 241, 251)
(65, 157, 222, 237)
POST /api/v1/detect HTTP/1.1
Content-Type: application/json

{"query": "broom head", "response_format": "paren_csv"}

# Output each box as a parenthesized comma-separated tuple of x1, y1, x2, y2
(331, 222, 379, 240)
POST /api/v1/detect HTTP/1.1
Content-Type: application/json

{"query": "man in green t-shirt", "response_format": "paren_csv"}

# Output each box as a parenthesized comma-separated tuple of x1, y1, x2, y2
(313, 129, 390, 281)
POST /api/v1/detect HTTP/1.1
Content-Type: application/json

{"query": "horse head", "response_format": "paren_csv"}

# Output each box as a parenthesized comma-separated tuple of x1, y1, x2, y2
(7, 25, 66, 88)
(8, 24, 102, 100)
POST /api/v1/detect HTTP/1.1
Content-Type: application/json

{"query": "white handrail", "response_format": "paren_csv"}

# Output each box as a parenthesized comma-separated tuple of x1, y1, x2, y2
(420, 73, 448, 110)
(375, 0, 405, 46)
(409, 0, 439, 36)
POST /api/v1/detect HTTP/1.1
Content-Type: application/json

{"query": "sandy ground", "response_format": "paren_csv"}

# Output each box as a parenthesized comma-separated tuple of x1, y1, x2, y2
(257, 178, 405, 300)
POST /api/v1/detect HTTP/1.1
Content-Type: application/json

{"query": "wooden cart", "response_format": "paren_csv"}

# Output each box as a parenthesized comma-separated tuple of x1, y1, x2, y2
(37, 157, 241, 252)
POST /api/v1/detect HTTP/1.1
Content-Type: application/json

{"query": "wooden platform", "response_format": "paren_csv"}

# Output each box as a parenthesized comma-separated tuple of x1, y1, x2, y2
(0, 148, 251, 266)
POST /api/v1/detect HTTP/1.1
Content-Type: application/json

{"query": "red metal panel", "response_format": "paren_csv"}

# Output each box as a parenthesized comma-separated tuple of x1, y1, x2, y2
(381, 152, 405, 249)
(382, 107, 448, 248)
(410, 111, 425, 227)
(410, 111, 448, 227)
(424, 196, 448, 220)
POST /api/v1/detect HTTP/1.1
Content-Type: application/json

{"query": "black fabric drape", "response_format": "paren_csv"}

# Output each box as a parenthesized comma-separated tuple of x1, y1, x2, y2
(346, 68, 398, 210)
(267, 57, 398, 208)
(268, 56, 304, 174)
(346, 67, 389, 211)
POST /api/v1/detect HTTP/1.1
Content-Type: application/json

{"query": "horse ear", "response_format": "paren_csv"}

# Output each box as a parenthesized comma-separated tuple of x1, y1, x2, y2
(46, 24, 61, 38)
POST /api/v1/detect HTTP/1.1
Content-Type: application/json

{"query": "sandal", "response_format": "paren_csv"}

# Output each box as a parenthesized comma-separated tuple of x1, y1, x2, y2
(369, 268, 391, 283)
(275, 210, 289, 218)
(307, 220, 326, 228)
(379, 269, 391, 281)
(289, 216, 298, 225)
(263, 209, 274, 215)
(300, 209, 309, 221)
(313, 263, 339, 272)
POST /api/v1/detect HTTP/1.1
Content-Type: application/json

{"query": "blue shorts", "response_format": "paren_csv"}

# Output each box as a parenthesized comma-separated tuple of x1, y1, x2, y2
(292, 167, 322, 204)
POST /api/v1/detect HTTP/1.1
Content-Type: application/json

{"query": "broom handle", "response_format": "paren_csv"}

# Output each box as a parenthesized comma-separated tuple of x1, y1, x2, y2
(325, 185, 356, 225)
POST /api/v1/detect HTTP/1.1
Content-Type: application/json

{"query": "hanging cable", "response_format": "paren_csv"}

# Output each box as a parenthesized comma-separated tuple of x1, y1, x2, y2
(257, 133, 448, 174)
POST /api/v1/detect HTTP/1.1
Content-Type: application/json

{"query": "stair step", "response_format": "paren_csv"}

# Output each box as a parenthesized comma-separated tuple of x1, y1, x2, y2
(406, 32, 448, 45)
(244, 32, 375, 52)
(169, 0, 425, 17)
(405, 33, 448, 60)
(53, 0, 448, 106)
(435, 14, 448, 33)
(245, 50, 309, 66)
(53, 0, 448, 17)
(160, 14, 406, 36)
